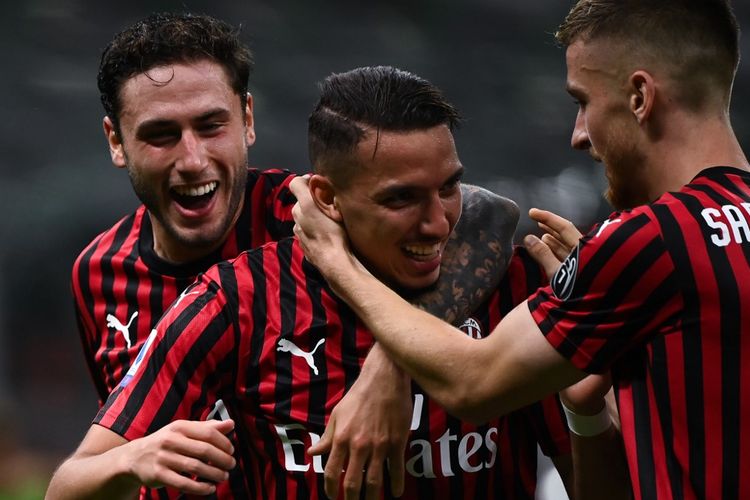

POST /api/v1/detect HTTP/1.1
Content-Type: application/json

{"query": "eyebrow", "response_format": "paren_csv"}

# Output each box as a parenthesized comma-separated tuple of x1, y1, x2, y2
(374, 165, 465, 199)
(135, 108, 231, 134)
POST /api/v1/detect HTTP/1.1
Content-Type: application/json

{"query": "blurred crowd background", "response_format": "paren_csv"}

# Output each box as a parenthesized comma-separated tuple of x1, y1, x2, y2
(1, 0, 749, 497)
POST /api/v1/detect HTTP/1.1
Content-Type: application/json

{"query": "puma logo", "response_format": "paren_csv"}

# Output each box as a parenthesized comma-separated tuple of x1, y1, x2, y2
(277, 338, 326, 375)
(173, 288, 201, 309)
(106, 311, 138, 348)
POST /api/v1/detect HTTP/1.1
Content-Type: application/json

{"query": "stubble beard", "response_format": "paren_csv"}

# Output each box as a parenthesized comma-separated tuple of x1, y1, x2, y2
(127, 160, 249, 255)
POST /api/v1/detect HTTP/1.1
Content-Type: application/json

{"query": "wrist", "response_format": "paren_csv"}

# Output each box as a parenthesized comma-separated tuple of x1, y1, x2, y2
(561, 400, 612, 437)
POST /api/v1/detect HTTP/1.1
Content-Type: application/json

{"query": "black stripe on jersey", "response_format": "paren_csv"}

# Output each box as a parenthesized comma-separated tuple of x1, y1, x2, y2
(101, 217, 137, 391)
(338, 299, 360, 392)
(445, 414, 466, 498)
(257, 170, 297, 241)
(702, 168, 750, 200)
(274, 240, 314, 500)
(648, 335, 684, 500)
(302, 258, 331, 433)
(275, 240, 296, 420)
(75, 234, 109, 397)
(653, 199, 705, 498)
(623, 349, 658, 500)
(677, 188, 742, 497)
(116, 240, 141, 384)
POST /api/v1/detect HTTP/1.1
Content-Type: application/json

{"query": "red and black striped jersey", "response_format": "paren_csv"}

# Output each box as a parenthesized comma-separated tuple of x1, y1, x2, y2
(72, 168, 296, 405)
(96, 241, 570, 499)
(528, 166, 750, 500)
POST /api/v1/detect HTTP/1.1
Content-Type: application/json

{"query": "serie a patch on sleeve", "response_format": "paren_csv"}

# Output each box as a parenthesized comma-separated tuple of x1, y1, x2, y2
(551, 245, 579, 301)
(119, 328, 158, 388)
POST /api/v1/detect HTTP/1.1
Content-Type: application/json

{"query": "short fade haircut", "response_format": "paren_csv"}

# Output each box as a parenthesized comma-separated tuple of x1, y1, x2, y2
(308, 66, 461, 187)
(556, 0, 741, 109)
(98, 12, 253, 133)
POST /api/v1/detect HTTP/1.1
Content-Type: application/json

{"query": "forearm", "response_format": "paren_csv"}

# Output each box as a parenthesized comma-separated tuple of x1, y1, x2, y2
(571, 426, 632, 500)
(326, 254, 473, 406)
(46, 446, 139, 500)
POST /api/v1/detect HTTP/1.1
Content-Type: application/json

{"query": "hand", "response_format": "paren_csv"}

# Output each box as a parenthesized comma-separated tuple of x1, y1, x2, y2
(307, 346, 412, 500)
(290, 175, 352, 276)
(123, 419, 236, 495)
(524, 208, 583, 279)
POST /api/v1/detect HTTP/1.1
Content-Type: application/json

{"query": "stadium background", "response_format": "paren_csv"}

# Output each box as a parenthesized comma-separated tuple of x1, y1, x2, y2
(1, 0, 749, 497)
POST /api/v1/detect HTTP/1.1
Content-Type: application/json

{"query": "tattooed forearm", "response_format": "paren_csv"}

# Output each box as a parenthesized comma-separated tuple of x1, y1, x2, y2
(411, 184, 520, 326)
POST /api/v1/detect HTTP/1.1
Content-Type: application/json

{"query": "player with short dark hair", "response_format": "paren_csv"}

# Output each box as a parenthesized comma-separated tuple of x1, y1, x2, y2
(50, 66, 574, 500)
(68, 12, 529, 500)
(289, 1, 750, 499)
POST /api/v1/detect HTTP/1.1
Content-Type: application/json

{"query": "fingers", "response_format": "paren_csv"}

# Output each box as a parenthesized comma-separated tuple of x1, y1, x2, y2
(541, 233, 574, 262)
(529, 208, 582, 248)
(322, 438, 347, 500)
(140, 420, 236, 490)
(523, 234, 564, 280)
(386, 451, 406, 498)
(341, 443, 366, 500)
(308, 425, 333, 457)
(289, 174, 311, 199)
(362, 449, 386, 500)
(154, 469, 219, 496)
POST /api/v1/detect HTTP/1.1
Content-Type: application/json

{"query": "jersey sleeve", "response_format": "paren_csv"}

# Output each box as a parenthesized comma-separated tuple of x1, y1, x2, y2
(94, 269, 242, 441)
(71, 273, 109, 405)
(528, 210, 682, 373)
(248, 169, 298, 245)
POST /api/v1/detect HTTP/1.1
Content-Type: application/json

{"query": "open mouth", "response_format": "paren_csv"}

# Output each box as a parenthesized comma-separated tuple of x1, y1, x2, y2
(171, 181, 218, 211)
(403, 243, 441, 261)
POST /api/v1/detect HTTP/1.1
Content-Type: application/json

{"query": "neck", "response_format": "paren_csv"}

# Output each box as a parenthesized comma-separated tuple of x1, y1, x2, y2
(645, 110, 749, 200)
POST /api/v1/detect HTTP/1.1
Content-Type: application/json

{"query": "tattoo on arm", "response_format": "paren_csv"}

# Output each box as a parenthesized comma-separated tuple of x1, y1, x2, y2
(411, 184, 520, 326)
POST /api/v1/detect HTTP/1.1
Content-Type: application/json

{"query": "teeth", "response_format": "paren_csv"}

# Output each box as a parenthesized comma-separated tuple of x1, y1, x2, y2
(173, 181, 217, 197)
(403, 244, 440, 257)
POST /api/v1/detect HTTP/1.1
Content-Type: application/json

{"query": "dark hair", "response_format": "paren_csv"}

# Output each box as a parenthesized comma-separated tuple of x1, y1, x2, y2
(308, 66, 461, 186)
(98, 12, 253, 132)
(556, 0, 740, 108)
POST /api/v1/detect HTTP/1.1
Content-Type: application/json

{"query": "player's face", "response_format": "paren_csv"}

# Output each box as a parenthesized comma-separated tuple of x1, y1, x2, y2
(104, 59, 255, 263)
(565, 39, 650, 210)
(334, 125, 463, 291)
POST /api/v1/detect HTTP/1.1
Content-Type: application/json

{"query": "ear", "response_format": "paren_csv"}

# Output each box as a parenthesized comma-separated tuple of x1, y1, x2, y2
(629, 70, 656, 125)
(103, 116, 126, 169)
(308, 174, 344, 223)
(244, 93, 256, 147)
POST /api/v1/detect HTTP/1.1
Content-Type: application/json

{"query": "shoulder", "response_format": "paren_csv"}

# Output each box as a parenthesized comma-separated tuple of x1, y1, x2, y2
(246, 167, 297, 186)
(72, 208, 144, 272)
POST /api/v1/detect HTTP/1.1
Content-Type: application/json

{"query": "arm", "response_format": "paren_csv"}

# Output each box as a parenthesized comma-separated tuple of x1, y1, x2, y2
(527, 208, 631, 499)
(45, 421, 235, 500)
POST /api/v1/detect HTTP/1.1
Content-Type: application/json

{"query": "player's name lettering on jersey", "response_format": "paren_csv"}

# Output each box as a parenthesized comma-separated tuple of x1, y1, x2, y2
(274, 393, 499, 478)
(701, 202, 750, 247)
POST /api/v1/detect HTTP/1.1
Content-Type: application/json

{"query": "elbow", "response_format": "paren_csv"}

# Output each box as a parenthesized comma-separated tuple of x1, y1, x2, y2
(434, 377, 505, 425)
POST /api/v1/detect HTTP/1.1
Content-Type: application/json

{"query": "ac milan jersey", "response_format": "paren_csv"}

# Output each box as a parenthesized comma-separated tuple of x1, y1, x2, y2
(96, 242, 570, 499)
(72, 168, 296, 405)
(528, 166, 750, 500)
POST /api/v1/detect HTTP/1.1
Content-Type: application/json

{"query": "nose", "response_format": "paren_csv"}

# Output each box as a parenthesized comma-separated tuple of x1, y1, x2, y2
(420, 193, 451, 238)
(175, 130, 208, 174)
(571, 109, 591, 151)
